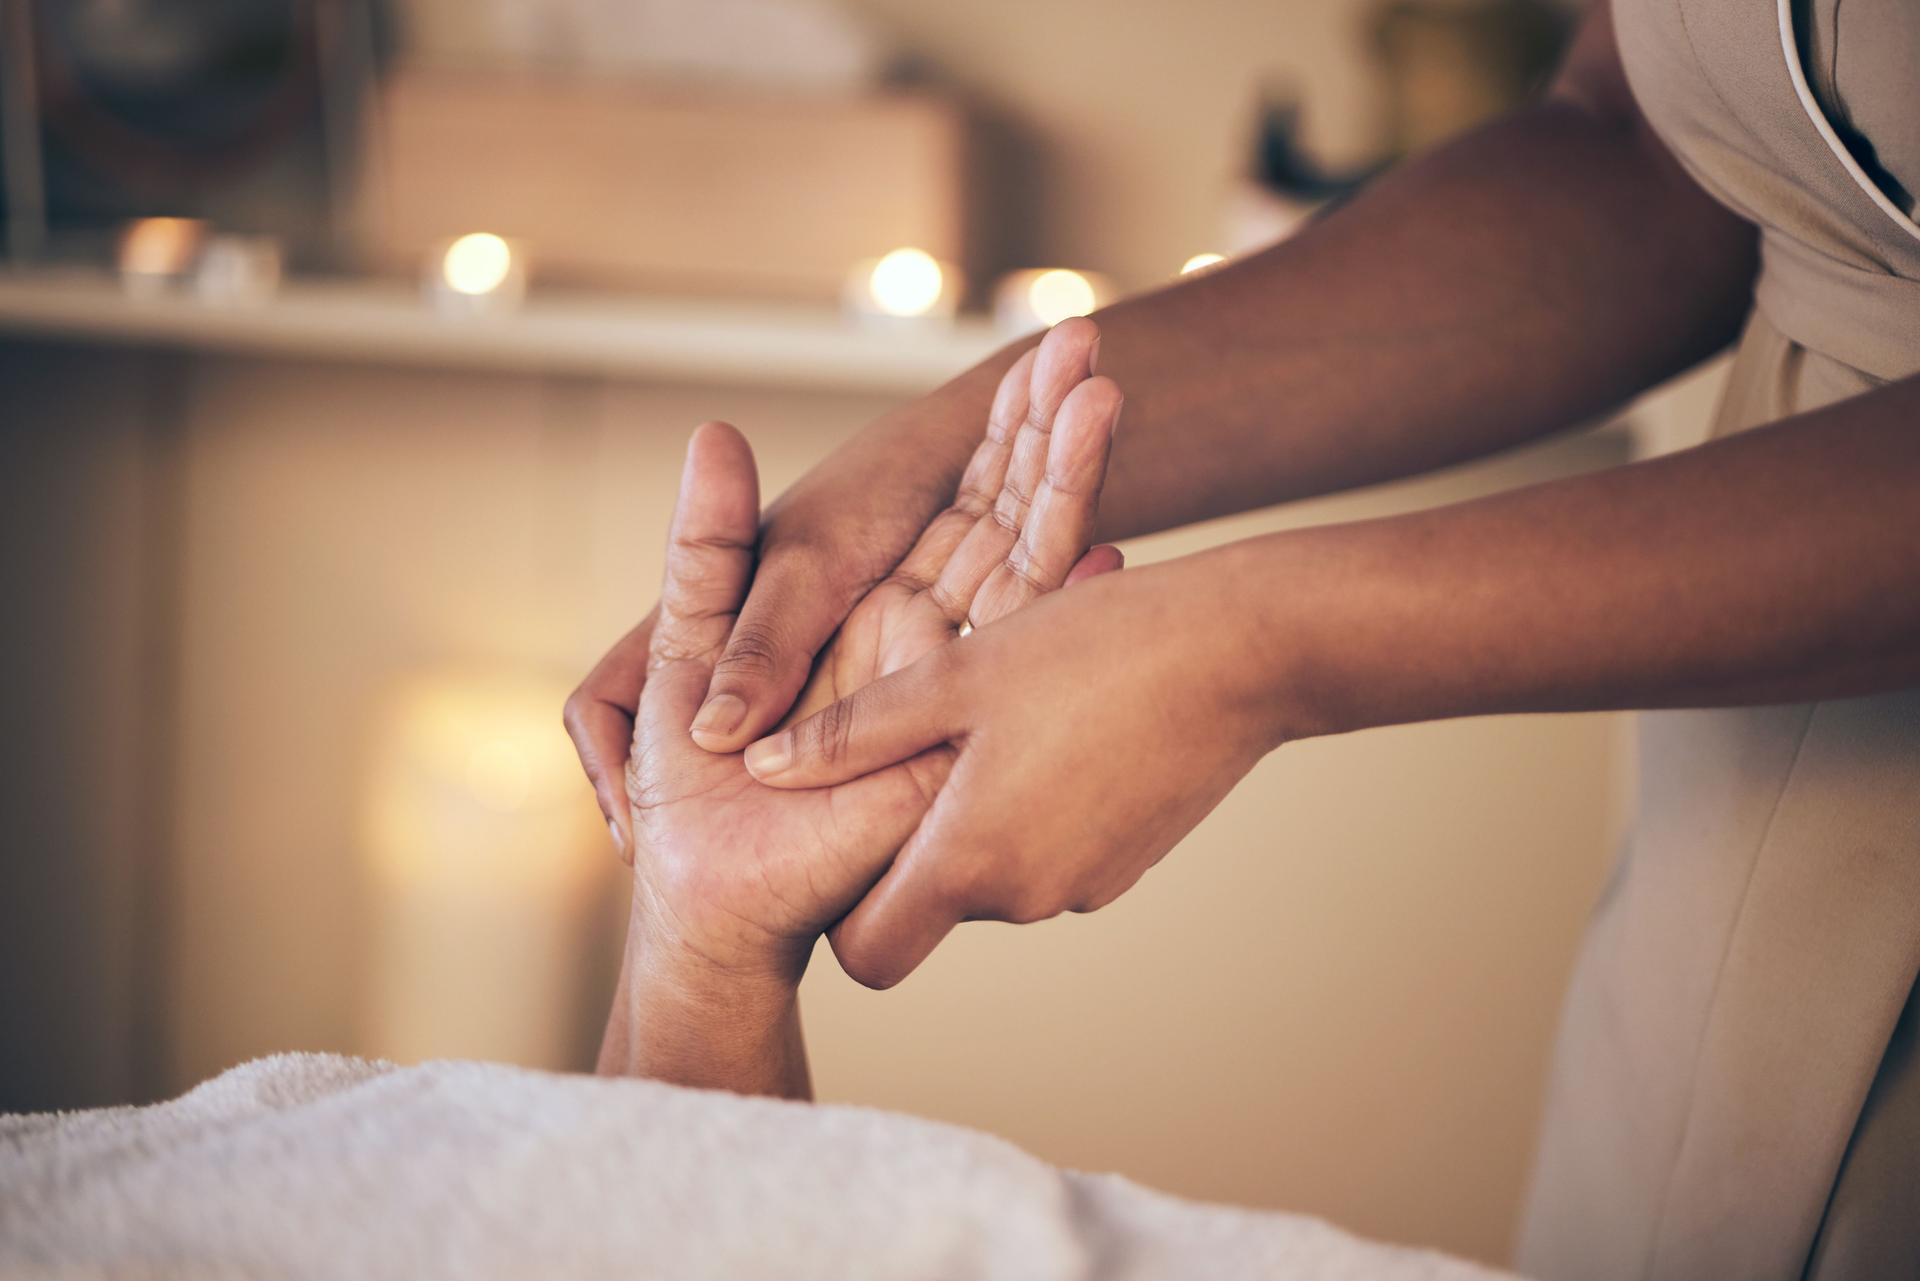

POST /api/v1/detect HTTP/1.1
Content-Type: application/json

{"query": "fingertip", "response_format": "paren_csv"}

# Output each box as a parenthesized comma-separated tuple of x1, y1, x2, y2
(987, 347, 1039, 436)
(687, 418, 749, 457)
(1046, 314, 1100, 357)
(1064, 374, 1124, 423)
(1064, 544, 1125, 585)
(742, 732, 794, 782)
(1030, 317, 1100, 402)
(1048, 376, 1123, 480)
(689, 698, 782, 754)
(688, 691, 747, 750)
(826, 919, 907, 990)
(827, 895, 951, 990)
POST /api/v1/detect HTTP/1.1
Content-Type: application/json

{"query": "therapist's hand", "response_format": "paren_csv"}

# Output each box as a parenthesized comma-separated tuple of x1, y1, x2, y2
(777, 320, 1116, 729)
(564, 336, 1067, 856)
(741, 552, 1282, 990)
(625, 340, 1123, 987)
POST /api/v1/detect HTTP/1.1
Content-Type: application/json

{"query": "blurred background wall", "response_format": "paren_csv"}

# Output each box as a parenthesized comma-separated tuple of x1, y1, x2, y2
(0, 0, 1718, 1269)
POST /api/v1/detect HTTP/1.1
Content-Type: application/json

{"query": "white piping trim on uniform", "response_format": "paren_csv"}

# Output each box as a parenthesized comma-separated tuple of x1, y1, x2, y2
(1776, 0, 1920, 246)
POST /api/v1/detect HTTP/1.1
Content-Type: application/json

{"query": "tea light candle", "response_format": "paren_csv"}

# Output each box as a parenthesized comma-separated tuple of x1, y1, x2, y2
(117, 217, 209, 296)
(843, 246, 958, 327)
(427, 232, 527, 313)
(992, 267, 1112, 336)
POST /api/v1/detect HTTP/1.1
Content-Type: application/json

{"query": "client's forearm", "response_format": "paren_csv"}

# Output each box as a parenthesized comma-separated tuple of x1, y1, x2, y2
(597, 929, 812, 1100)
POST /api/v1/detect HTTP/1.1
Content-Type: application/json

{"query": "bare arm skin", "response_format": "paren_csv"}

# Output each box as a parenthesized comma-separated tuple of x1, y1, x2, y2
(1249, 373, 1920, 732)
(746, 367, 1920, 988)
(566, 2, 1759, 806)
(1059, 6, 1753, 540)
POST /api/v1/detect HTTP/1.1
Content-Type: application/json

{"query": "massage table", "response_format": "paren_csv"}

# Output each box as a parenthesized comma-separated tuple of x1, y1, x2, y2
(1, 1054, 1516, 1279)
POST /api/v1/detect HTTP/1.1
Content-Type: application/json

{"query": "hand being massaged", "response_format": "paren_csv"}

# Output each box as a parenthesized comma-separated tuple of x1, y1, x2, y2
(599, 319, 1122, 1098)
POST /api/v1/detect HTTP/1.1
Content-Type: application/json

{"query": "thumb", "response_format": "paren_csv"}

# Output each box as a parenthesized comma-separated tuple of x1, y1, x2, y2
(688, 552, 859, 753)
(651, 421, 759, 664)
(742, 648, 966, 789)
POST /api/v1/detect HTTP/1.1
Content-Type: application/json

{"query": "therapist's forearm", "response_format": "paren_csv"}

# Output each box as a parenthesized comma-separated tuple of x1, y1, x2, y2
(1224, 373, 1920, 743)
(835, 9, 1756, 546)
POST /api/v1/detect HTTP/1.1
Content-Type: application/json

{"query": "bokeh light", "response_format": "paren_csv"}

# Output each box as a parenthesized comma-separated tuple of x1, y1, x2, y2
(440, 233, 516, 297)
(1025, 268, 1097, 325)
(866, 246, 946, 317)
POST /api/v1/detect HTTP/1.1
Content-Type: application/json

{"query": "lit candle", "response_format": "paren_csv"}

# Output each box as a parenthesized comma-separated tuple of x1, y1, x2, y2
(843, 246, 958, 327)
(991, 267, 1112, 336)
(426, 232, 527, 313)
(117, 217, 209, 296)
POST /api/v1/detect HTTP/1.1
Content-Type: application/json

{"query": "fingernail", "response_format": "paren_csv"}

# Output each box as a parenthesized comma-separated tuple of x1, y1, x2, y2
(1087, 334, 1102, 374)
(691, 693, 746, 741)
(607, 817, 626, 857)
(744, 734, 792, 779)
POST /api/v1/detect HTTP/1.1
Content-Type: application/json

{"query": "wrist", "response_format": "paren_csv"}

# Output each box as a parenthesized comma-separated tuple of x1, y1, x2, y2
(607, 921, 810, 1096)
(627, 875, 811, 998)
(1169, 534, 1364, 748)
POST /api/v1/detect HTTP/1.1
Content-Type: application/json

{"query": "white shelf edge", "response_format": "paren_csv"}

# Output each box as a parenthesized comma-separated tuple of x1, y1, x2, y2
(0, 269, 1008, 396)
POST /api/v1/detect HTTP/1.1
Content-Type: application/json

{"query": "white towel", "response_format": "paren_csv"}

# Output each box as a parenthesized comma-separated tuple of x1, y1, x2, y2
(0, 1054, 1517, 1280)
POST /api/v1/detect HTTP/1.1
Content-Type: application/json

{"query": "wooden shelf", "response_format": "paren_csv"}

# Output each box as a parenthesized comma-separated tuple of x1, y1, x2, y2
(0, 269, 1006, 394)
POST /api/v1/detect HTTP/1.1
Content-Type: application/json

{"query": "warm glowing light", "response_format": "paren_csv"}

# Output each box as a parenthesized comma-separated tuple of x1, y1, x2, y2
(1025, 269, 1098, 325)
(466, 738, 532, 812)
(866, 247, 946, 317)
(441, 232, 515, 297)
(118, 217, 207, 278)
(1180, 252, 1228, 275)
(361, 671, 609, 1069)
(363, 672, 597, 890)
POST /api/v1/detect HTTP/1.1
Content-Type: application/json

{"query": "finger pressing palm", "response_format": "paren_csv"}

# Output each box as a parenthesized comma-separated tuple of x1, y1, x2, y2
(625, 320, 1122, 986)
(767, 316, 1124, 730)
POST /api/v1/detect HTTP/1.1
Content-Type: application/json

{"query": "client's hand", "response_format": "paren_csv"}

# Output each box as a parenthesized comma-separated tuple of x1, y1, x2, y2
(602, 321, 1122, 1097)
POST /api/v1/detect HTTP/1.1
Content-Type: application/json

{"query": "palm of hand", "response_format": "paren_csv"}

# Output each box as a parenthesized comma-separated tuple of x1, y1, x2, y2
(628, 654, 943, 980)
(787, 577, 953, 721)
(626, 320, 1121, 983)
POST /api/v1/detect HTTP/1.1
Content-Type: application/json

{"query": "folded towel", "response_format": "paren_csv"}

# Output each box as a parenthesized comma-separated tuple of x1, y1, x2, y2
(0, 1054, 1516, 1280)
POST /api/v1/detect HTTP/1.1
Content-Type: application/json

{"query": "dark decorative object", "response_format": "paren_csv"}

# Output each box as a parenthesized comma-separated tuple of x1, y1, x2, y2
(1, 0, 388, 264)
(1244, 0, 1575, 239)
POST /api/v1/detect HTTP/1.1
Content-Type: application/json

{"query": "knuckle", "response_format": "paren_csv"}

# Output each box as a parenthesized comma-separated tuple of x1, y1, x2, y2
(804, 697, 859, 769)
(713, 619, 784, 682)
(991, 487, 1030, 533)
(934, 845, 1003, 912)
(969, 853, 1068, 924)
(999, 888, 1063, 926)
(1070, 883, 1121, 915)
(560, 688, 589, 739)
(1000, 545, 1050, 596)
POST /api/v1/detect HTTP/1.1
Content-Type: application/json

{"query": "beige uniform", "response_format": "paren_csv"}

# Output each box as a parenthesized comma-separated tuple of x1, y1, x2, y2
(1514, 2, 1920, 1279)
